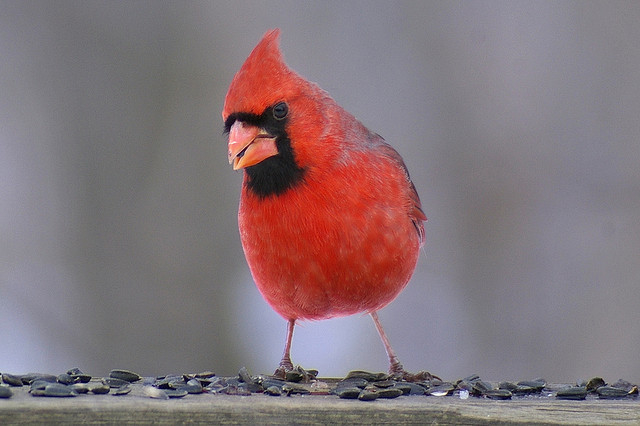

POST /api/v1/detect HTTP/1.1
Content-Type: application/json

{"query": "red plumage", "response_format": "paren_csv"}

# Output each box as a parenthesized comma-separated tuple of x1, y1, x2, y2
(223, 29, 431, 379)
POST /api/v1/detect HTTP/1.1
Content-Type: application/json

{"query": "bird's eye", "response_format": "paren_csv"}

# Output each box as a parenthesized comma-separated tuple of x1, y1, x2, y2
(272, 102, 288, 120)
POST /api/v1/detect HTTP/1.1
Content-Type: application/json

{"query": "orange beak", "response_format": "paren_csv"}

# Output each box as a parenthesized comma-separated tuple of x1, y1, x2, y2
(227, 121, 278, 170)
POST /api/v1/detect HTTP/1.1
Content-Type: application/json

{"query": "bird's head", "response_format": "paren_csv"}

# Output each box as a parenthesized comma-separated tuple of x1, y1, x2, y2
(222, 29, 338, 198)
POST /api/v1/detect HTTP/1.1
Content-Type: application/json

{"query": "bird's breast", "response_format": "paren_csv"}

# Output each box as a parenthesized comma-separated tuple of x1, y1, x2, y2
(238, 173, 420, 321)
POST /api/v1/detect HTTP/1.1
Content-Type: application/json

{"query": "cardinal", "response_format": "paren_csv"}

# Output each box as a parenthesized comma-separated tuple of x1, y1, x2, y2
(223, 29, 433, 380)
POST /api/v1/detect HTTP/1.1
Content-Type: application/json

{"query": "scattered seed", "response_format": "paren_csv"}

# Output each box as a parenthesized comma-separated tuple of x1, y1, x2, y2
(336, 377, 368, 389)
(260, 377, 286, 390)
(20, 373, 41, 385)
(285, 370, 304, 383)
(90, 382, 111, 395)
(395, 382, 426, 395)
(0, 386, 12, 398)
(427, 383, 455, 396)
(516, 379, 546, 393)
(264, 385, 282, 396)
(498, 381, 517, 391)
(31, 374, 57, 384)
(372, 380, 396, 388)
(104, 377, 130, 388)
(165, 388, 188, 398)
(335, 387, 361, 399)
(358, 388, 379, 401)
(238, 367, 253, 384)
(2, 373, 23, 387)
(195, 371, 216, 379)
(556, 386, 587, 400)
(611, 379, 634, 392)
(223, 384, 252, 396)
(110, 369, 142, 383)
(180, 379, 204, 394)
(39, 383, 77, 397)
(282, 383, 310, 396)
(346, 371, 388, 382)
(30, 380, 50, 392)
(471, 380, 494, 395)
(112, 384, 132, 396)
(484, 389, 513, 400)
(145, 386, 169, 399)
(377, 387, 403, 399)
(57, 373, 75, 385)
(70, 383, 90, 394)
(597, 386, 631, 399)
(586, 377, 606, 392)
(71, 374, 92, 384)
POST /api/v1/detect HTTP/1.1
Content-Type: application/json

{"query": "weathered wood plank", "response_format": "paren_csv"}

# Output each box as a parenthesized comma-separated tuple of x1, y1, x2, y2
(1, 382, 639, 425)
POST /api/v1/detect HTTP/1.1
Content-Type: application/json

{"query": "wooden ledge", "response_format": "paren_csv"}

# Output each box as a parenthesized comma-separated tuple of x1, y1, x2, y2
(1, 382, 639, 425)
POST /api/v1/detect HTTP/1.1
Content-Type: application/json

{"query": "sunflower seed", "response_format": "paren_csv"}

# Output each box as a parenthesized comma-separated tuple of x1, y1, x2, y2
(516, 379, 546, 393)
(394, 382, 426, 395)
(372, 380, 396, 388)
(259, 377, 286, 390)
(43, 383, 77, 397)
(427, 383, 455, 396)
(282, 383, 310, 396)
(346, 371, 388, 382)
(484, 389, 512, 400)
(104, 377, 130, 388)
(180, 379, 203, 394)
(90, 382, 110, 394)
(0, 386, 12, 398)
(471, 380, 494, 395)
(109, 369, 142, 383)
(238, 367, 253, 384)
(498, 381, 518, 391)
(556, 386, 587, 400)
(30, 380, 50, 392)
(20, 373, 41, 385)
(194, 371, 216, 379)
(57, 373, 75, 385)
(70, 383, 90, 394)
(284, 370, 304, 383)
(597, 386, 630, 399)
(71, 374, 92, 383)
(113, 384, 132, 395)
(264, 385, 282, 396)
(145, 386, 169, 399)
(611, 379, 634, 392)
(357, 388, 379, 401)
(335, 387, 361, 399)
(165, 388, 188, 398)
(377, 387, 403, 399)
(2, 373, 23, 387)
(31, 374, 57, 384)
(586, 377, 606, 392)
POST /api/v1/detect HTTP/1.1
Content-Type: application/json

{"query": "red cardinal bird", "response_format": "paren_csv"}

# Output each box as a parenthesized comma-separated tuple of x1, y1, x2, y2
(223, 29, 431, 380)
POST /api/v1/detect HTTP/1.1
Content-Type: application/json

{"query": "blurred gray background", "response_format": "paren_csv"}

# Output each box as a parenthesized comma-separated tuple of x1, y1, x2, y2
(2, 1, 639, 383)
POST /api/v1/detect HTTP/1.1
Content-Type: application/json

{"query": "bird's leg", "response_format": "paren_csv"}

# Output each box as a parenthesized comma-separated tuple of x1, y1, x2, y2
(370, 311, 441, 382)
(370, 311, 404, 374)
(273, 318, 295, 378)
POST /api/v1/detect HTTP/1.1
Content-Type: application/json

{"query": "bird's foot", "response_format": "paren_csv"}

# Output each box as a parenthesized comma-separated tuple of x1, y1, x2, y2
(273, 358, 294, 380)
(398, 370, 442, 383)
(273, 364, 318, 383)
(388, 360, 441, 383)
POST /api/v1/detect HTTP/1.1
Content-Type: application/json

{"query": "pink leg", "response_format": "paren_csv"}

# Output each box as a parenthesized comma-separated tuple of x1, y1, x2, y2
(370, 311, 404, 375)
(370, 311, 441, 382)
(274, 319, 295, 376)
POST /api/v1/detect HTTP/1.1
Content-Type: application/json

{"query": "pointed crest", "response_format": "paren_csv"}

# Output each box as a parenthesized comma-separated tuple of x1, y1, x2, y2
(223, 29, 301, 119)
